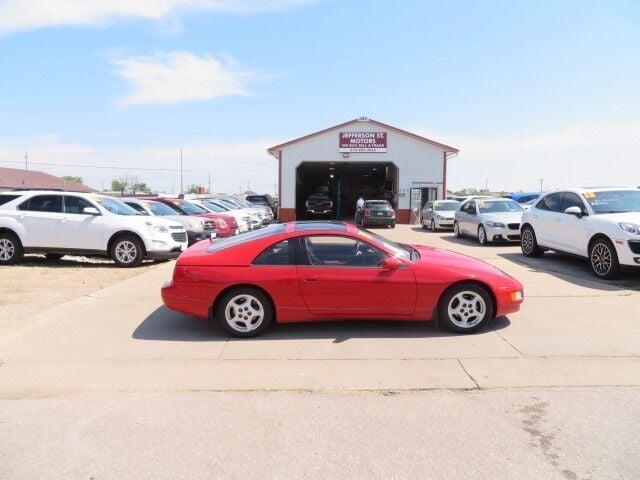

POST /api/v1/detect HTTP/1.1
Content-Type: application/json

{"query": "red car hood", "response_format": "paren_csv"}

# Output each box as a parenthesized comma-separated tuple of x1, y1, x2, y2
(410, 244, 510, 278)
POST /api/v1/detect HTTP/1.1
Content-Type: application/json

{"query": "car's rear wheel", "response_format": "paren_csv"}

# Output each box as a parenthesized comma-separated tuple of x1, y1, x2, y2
(453, 221, 461, 238)
(439, 283, 494, 334)
(421, 218, 428, 229)
(0, 232, 23, 265)
(521, 226, 544, 257)
(216, 287, 273, 338)
(110, 235, 144, 268)
(589, 237, 622, 280)
(478, 225, 488, 245)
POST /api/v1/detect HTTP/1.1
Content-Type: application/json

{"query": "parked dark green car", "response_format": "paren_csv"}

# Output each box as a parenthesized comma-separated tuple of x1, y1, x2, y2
(355, 200, 396, 228)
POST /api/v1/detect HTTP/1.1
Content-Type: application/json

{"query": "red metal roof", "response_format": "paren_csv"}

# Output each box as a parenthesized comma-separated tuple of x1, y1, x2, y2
(0, 167, 95, 192)
(267, 117, 459, 155)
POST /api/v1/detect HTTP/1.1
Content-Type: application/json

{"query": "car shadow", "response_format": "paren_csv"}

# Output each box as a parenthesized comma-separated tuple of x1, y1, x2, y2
(436, 232, 520, 249)
(17, 254, 161, 268)
(498, 251, 640, 292)
(132, 306, 511, 343)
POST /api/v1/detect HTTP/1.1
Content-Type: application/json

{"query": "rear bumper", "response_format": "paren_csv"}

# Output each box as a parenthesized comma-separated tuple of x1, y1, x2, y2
(363, 217, 395, 226)
(161, 279, 210, 319)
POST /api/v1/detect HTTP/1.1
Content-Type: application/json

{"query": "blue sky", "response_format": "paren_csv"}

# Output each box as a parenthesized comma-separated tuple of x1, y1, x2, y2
(0, 0, 639, 193)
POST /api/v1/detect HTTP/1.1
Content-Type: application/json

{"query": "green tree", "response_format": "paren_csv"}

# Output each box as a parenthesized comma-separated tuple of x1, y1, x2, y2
(186, 184, 200, 194)
(132, 182, 150, 193)
(111, 178, 126, 193)
(62, 176, 83, 185)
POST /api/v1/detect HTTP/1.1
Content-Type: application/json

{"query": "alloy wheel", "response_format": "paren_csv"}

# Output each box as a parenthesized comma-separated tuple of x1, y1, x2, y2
(0, 238, 15, 261)
(522, 230, 534, 254)
(431, 219, 436, 231)
(224, 294, 265, 333)
(478, 227, 486, 245)
(591, 243, 612, 276)
(454, 222, 460, 237)
(447, 291, 487, 329)
(115, 240, 137, 264)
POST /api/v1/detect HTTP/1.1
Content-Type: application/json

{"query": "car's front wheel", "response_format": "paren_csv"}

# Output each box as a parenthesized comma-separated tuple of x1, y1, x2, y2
(110, 235, 144, 268)
(521, 226, 544, 257)
(431, 219, 437, 232)
(478, 225, 488, 245)
(438, 283, 494, 334)
(589, 237, 622, 280)
(453, 221, 461, 238)
(216, 287, 273, 338)
(0, 232, 23, 265)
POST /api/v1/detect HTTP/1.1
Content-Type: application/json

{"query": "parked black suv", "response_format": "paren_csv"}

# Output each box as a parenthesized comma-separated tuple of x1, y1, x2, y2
(305, 194, 333, 218)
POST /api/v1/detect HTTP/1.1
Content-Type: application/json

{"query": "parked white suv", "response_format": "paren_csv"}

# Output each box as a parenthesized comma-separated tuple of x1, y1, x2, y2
(0, 191, 187, 267)
(520, 188, 640, 279)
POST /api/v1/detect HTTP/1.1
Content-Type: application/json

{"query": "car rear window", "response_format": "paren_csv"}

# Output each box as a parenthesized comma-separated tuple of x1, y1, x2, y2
(205, 224, 287, 253)
(0, 194, 21, 206)
(364, 201, 392, 210)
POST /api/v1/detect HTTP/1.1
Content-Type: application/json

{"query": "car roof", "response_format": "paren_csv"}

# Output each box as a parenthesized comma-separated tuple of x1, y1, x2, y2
(290, 221, 350, 233)
(542, 187, 637, 195)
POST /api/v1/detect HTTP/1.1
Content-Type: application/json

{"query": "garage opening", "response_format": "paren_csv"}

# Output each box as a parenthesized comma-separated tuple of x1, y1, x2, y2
(295, 162, 397, 220)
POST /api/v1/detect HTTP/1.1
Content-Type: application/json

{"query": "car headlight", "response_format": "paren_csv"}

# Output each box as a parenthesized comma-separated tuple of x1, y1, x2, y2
(188, 219, 205, 231)
(619, 222, 640, 235)
(486, 221, 505, 228)
(146, 222, 168, 233)
(436, 215, 445, 220)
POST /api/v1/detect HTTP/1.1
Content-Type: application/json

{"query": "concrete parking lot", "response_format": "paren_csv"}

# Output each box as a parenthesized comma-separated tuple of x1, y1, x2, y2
(2, 225, 639, 479)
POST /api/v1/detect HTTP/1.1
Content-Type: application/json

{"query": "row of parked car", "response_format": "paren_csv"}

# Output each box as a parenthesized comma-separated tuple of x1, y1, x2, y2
(0, 190, 275, 268)
(421, 188, 640, 279)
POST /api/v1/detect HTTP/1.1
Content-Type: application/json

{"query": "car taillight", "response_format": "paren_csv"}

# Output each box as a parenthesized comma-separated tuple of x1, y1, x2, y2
(213, 219, 228, 229)
(389, 210, 396, 218)
(364, 209, 371, 217)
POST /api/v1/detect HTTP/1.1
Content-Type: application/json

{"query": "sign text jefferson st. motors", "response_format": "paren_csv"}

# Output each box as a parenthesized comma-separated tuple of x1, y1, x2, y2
(339, 132, 387, 153)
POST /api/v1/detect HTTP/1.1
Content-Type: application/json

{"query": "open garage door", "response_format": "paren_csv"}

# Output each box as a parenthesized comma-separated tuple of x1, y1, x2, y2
(296, 162, 397, 220)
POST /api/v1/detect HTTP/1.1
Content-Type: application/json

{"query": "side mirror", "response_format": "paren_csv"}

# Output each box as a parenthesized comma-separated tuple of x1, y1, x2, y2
(381, 257, 401, 271)
(83, 207, 100, 216)
(564, 206, 583, 218)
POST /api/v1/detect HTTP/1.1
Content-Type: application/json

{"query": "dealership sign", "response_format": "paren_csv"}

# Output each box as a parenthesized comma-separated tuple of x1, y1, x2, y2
(339, 132, 387, 153)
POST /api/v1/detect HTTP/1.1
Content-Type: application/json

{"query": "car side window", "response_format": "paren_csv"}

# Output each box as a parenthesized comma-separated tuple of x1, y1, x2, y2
(536, 193, 562, 212)
(125, 202, 148, 215)
(253, 240, 294, 266)
(561, 193, 588, 215)
(465, 201, 476, 214)
(64, 196, 95, 214)
(302, 235, 385, 267)
(18, 195, 63, 213)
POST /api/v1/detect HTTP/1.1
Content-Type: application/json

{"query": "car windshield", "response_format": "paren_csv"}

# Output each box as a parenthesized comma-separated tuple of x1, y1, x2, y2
(145, 201, 178, 216)
(202, 201, 229, 213)
(217, 199, 241, 210)
(205, 224, 287, 252)
(356, 228, 414, 261)
(583, 190, 640, 214)
(434, 201, 460, 211)
(171, 200, 205, 215)
(365, 201, 392, 211)
(233, 198, 253, 207)
(95, 196, 141, 215)
(478, 199, 523, 213)
(246, 196, 268, 205)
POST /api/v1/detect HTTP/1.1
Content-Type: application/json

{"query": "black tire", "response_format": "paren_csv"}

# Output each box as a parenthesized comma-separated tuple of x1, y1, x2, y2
(110, 234, 144, 268)
(438, 282, 494, 334)
(0, 231, 23, 265)
(421, 219, 428, 229)
(453, 221, 462, 238)
(390, 222, 396, 229)
(589, 237, 622, 280)
(520, 225, 544, 258)
(45, 253, 65, 261)
(215, 287, 274, 338)
(478, 225, 489, 245)
(431, 219, 437, 232)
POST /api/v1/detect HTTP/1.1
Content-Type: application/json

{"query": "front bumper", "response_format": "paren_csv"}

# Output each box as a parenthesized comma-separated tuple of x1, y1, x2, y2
(434, 218, 455, 229)
(306, 209, 332, 216)
(486, 225, 521, 242)
(613, 238, 640, 267)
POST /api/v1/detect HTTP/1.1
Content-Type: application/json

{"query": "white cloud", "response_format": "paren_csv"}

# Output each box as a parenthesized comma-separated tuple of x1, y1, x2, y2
(0, 135, 278, 193)
(0, 0, 316, 34)
(111, 51, 258, 105)
(416, 123, 640, 192)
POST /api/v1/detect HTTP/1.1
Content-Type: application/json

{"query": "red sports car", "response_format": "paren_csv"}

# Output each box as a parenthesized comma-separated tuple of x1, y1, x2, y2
(162, 221, 524, 337)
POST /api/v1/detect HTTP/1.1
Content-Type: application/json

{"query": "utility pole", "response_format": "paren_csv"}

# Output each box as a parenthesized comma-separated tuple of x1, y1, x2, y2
(208, 171, 211, 194)
(179, 148, 183, 194)
(485, 177, 488, 192)
(539, 178, 544, 192)
(24, 152, 28, 170)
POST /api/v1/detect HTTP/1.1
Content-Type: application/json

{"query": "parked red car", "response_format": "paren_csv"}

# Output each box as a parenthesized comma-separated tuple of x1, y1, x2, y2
(162, 221, 524, 337)
(148, 198, 238, 238)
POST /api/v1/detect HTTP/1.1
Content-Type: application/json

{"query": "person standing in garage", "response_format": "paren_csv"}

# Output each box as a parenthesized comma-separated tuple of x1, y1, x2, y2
(356, 195, 365, 220)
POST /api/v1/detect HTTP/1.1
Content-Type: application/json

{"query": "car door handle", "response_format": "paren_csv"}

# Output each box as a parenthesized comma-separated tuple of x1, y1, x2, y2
(303, 277, 317, 282)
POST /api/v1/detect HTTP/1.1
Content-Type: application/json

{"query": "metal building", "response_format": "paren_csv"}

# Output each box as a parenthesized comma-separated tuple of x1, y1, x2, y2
(267, 117, 459, 224)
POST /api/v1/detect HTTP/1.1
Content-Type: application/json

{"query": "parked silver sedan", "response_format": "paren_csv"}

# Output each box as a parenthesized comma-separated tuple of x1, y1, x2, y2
(421, 200, 461, 231)
(454, 198, 524, 245)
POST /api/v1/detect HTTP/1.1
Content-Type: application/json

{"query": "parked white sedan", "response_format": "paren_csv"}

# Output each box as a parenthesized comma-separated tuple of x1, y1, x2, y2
(421, 200, 460, 230)
(520, 188, 640, 279)
(454, 198, 524, 245)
